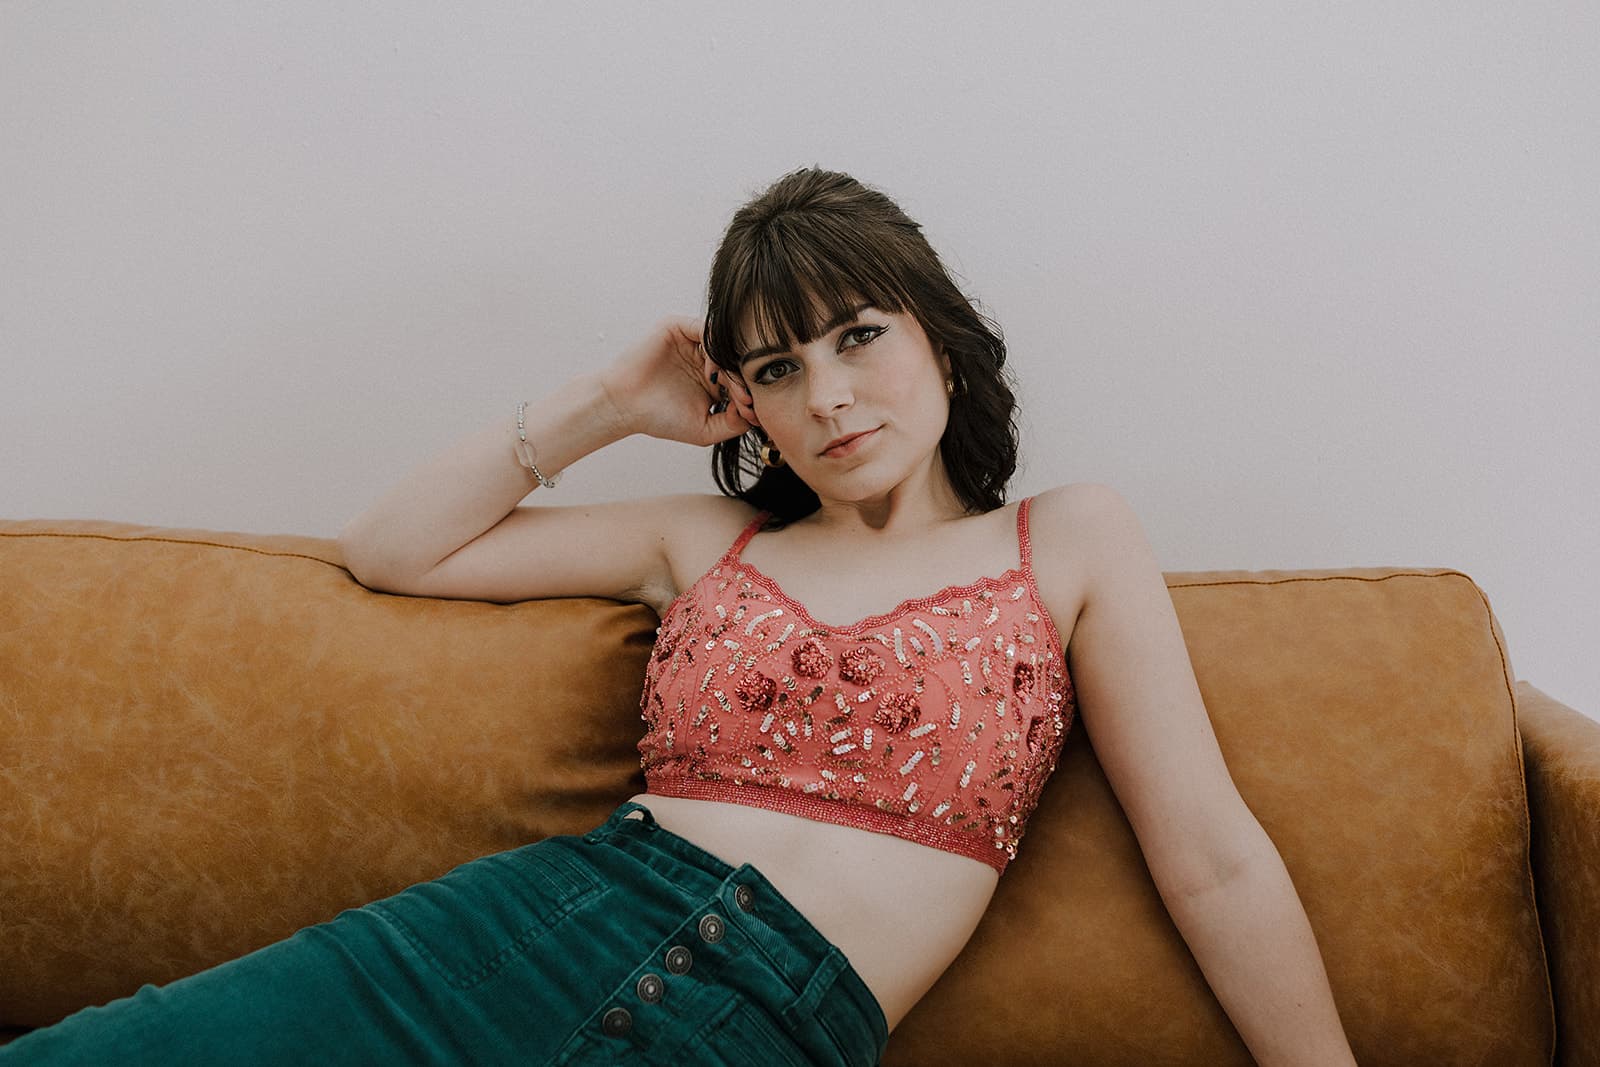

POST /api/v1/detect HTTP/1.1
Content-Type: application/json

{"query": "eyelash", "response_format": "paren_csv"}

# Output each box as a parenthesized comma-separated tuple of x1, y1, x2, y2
(752, 326, 885, 386)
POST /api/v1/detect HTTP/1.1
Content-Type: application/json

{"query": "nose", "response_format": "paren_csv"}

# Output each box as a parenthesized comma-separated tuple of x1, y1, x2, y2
(803, 361, 853, 419)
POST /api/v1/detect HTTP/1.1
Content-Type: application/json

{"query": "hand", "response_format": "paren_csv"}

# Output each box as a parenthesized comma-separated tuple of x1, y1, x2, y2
(714, 354, 761, 431)
(597, 315, 761, 447)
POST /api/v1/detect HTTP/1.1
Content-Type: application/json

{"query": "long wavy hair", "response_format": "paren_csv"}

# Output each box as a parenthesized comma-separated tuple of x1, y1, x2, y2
(701, 166, 1020, 530)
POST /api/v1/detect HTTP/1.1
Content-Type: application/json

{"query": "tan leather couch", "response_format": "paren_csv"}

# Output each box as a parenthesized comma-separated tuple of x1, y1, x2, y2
(1, 517, 1595, 1064)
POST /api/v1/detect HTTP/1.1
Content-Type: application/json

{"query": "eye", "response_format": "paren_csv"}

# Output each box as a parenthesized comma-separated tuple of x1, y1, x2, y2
(751, 360, 793, 386)
(751, 325, 885, 386)
(843, 325, 885, 349)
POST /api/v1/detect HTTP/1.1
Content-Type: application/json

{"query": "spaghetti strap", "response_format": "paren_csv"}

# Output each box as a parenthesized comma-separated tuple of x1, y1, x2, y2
(727, 510, 770, 563)
(1017, 495, 1035, 571)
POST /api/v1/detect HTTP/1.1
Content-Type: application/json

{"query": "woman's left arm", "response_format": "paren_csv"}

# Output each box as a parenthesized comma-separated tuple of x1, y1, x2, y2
(1050, 484, 1357, 1067)
(1160, 825, 1359, 1067)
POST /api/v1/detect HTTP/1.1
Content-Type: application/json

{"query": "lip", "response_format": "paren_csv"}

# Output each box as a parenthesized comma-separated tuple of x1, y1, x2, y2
(820, 427, 879, 458)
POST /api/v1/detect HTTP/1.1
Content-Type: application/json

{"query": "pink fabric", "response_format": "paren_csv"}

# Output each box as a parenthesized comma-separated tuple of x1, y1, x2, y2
(637, 496, 1076, 874)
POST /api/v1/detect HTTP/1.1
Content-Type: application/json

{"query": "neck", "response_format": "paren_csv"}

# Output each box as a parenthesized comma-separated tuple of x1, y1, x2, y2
(805, 472, 969, 540)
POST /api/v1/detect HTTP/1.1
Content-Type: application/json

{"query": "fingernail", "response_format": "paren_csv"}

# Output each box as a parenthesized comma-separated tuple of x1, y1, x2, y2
(710, 370, 719, 383)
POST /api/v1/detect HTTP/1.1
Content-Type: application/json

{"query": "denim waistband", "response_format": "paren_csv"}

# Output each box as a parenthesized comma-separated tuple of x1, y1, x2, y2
(581, 799, 889, 1049)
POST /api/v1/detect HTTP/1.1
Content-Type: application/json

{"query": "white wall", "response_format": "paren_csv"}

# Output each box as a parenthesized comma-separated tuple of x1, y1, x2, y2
(3, 2, 1595, 718)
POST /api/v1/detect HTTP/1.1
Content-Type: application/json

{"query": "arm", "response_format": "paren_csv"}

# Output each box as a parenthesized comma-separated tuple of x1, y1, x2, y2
(1162, 836, 1358, 1067)
(337, 371, 627, 586)
(337, 314, 752, 591)
(1061, 484, 1357, 1066)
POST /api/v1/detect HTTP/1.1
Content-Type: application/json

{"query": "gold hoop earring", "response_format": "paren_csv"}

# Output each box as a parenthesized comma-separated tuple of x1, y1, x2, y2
(945, 378, 956, 397)
(758, 437, 785, 468)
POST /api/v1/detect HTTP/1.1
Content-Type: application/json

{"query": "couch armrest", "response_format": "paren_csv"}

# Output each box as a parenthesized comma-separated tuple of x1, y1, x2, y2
(1516, 681, 1600, 1067)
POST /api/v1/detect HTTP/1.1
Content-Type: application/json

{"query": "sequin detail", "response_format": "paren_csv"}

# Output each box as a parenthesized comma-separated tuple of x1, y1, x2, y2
(637, 496, 1075, 875)
(792, 637, 832, 678)
(839, 647, 886, 685)
(873, 692, 921, 733)
(735, 670, 777, 712)
(1013, 660, 1036, 700)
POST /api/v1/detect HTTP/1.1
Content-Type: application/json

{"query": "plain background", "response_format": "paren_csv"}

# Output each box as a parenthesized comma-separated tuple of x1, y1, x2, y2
(2, 2, 1595, 720)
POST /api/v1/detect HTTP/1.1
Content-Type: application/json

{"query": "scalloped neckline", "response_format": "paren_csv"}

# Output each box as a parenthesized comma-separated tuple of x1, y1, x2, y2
(731, 557, 1033, 634)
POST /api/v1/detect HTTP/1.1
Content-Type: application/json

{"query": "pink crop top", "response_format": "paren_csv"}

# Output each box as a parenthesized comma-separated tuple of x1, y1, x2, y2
(636, 495, 1076, 875)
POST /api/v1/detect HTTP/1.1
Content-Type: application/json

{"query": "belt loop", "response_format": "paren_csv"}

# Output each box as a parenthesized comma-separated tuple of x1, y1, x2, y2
(780, 947, 849, 1030)
(616, 799, 659, 830)
(583, 799, 658, 843)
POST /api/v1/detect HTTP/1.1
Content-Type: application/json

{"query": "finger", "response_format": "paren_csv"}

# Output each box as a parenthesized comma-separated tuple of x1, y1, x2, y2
(704, 352, 743, 415)
(701, 401, 747, 443)
(719, 406, 754, 436)
(720, 375, 752, 413)
(702, 352, 723, 396)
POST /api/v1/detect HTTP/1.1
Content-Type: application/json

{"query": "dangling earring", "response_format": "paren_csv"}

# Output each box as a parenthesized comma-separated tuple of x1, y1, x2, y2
(945, 377, 957, 397)
(758, 435, 785, 468)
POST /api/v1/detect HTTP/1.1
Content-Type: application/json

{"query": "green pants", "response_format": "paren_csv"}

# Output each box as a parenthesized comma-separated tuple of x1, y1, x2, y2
(0, 799, 890, 1065)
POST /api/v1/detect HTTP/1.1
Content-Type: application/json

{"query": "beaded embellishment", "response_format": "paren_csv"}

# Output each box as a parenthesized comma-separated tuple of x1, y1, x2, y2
(637, 496, 1076, 874)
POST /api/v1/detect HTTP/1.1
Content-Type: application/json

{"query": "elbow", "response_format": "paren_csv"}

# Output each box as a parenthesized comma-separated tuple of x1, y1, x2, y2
(1159, 823, 1276, 906)
(336, 530, 388, 589)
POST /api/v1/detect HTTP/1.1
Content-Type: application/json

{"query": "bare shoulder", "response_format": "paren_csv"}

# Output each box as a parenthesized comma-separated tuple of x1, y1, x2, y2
(1030, 482, 1131, 527)
(1024, 483, 1132, 652)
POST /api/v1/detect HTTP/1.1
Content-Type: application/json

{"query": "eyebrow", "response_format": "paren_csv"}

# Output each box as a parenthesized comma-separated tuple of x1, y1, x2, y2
(738, 303, 874, 366)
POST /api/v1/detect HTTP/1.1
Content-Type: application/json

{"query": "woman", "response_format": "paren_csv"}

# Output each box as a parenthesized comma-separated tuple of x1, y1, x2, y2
(2, 168, 1354, 1065)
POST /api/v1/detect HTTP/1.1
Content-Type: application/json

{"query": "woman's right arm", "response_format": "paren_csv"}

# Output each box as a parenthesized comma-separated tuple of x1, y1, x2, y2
(336, 315, 757, 606)
(337, 371, 626, 587)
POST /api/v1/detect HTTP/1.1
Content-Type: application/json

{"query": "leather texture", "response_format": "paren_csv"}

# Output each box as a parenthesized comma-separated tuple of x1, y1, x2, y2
(1518, 681, 1600, 1067)
(0, 518, 655, 1031)
(0, 516, 1588, 1064)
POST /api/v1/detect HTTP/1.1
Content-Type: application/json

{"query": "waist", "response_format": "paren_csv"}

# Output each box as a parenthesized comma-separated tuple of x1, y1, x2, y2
(624, 788, 999, 1033)
(644, 773, 1013, 874)
(583, 799, 891, 1049)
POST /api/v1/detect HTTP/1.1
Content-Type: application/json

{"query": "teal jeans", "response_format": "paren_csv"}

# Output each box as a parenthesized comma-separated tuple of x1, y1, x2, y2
(0, 800, 890, 1065)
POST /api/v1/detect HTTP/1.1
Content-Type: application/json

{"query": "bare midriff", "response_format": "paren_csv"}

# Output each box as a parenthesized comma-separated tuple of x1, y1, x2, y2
(623, 790, 1000, 1035)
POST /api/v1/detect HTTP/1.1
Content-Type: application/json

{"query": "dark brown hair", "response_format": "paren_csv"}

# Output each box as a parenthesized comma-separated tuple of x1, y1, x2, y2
(701, 166, 1020, 529)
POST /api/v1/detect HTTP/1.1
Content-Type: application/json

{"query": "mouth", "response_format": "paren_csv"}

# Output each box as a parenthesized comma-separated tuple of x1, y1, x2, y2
(820, 427, 880, 458)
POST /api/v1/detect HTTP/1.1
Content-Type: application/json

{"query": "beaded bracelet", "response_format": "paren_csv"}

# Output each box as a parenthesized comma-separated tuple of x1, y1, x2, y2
(514, 400, 561, 489)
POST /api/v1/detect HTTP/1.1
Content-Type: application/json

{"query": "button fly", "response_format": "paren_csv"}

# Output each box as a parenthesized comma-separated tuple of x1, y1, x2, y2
(698, 914, 725, 943)
(636, 973, 664, 1003)
(734, 884, 755, 912)
(601, 1007, 632, 1036)
(665, 945, 692, 974)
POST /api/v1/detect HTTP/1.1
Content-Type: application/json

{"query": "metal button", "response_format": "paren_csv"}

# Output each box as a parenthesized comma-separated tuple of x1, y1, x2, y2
(601, 1007, 632, 1036)
(734, 884, 755, 912)
(665, 945, 692, 974)
(636, 973, 664, 1004)
(697, 913, 725, 943)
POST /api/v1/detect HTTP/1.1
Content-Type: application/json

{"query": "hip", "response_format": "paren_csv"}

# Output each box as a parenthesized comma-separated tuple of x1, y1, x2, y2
(541, 799, 891, 1065)
(624, 791, 1000, 1035)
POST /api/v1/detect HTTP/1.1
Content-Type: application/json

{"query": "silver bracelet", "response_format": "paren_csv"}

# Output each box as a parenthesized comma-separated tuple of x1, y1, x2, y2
(514, 400, 562, 489)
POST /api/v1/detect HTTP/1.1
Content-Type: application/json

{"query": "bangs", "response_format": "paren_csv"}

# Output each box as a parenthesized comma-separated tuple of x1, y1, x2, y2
(712, 219, 911, 369)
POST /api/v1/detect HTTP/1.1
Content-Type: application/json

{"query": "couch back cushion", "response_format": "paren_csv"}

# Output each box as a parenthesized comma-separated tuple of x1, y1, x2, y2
(0, 519, 655, 1028)
(892, 563, 1552, 1066)
(0, 519, 1552, 1064)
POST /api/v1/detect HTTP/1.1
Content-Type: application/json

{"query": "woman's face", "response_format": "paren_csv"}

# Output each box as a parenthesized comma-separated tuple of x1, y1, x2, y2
(733, 297, 954, 497)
